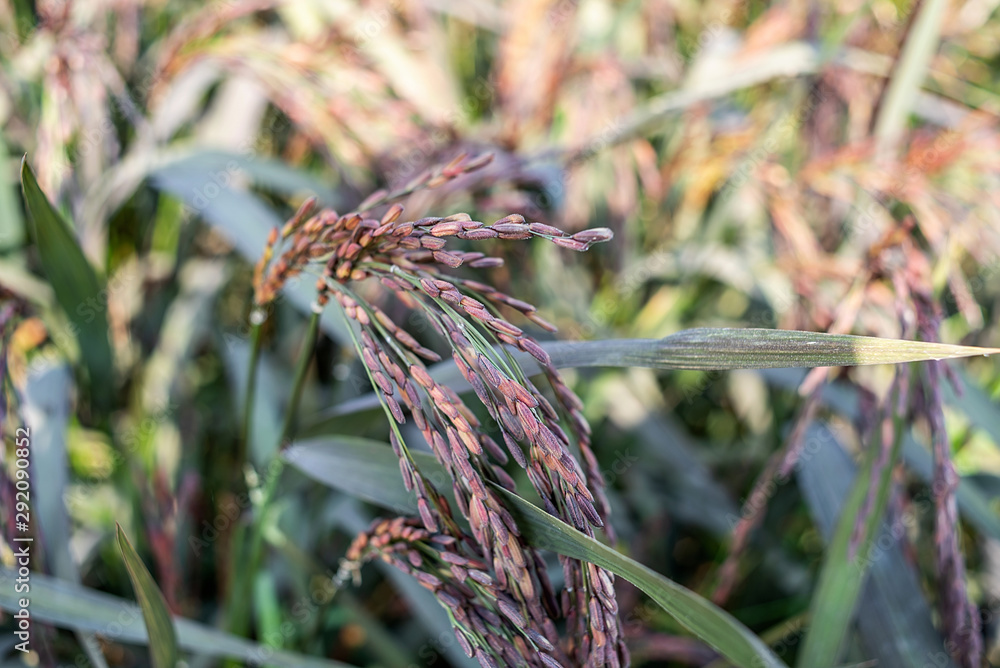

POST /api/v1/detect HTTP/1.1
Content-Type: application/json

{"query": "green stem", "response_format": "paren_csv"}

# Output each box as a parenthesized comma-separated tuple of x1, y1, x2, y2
(279, 310, 321, 447)
(226, 310, 321, 643)
(239, 311, 265, 461)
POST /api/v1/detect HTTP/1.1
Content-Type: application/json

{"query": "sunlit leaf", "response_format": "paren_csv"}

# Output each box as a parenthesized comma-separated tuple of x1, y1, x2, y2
(542, 329, 1000, 371)
(305, 329, 1000, 433)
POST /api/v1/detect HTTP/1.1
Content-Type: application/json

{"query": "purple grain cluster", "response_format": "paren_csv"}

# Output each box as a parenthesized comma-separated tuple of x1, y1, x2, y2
(254, 153, 626, 667)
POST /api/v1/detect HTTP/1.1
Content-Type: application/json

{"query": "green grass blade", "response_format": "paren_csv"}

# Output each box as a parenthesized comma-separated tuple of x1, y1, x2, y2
(287, 437, 784, 666)
(303, 329, 1000, 432)
(797, 405, 905, 665)
(0, 567, 352, 667)
(495, 486, 787, 668)
(284, 437, 446, 516)
(20, 157, 114, 413)
(116, 525, 180, 668)
(544, 329, 1000, 370)
(799, 424, 955, 667)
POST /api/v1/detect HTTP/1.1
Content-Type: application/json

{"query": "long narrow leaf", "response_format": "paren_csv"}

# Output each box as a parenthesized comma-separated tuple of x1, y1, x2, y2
(797, 402, 905, 665)
(494, 486, 786, 668)
(24, 360, 108, 667)
(541, 329, 1000, 370)
(116, 525, 180, 668)
(799, 424, 955, 667)
(304, 329, 1000, 433)
(20, 157, 114, 413)
(0, 567, 351, 668)
(284, 437, 447, 516)
(284, 437, 785, 668)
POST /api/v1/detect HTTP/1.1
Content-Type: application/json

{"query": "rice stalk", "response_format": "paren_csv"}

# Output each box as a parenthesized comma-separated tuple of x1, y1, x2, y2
(254, 153, 626, 667)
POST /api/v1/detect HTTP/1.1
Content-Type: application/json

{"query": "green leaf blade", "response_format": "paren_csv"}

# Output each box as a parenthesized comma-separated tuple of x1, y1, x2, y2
(495, 486, 787, 668)
(797, 409, 905, 665)
(555, 329, 1000, 371)
(303, 329, 1000, 432)
(20, 157, 114, 413)
(0, 567, 351, 668)
(116, 524, 180, 668)
(282, 437, 784, 667)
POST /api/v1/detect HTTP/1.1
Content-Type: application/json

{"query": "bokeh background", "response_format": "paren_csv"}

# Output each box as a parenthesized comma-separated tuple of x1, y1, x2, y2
(2, 0, 1000, 666)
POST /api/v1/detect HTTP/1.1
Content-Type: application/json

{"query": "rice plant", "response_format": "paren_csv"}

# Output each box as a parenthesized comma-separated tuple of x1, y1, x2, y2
(3, 1, 1000, 667)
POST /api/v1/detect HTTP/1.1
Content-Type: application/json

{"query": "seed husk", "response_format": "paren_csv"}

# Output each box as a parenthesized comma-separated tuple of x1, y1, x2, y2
(469, 257, 505, 268)
(486, 319, 524, 337)
(385, 395, 405, 423)
(421, 236, 448, 250)
(498, 598, 527, 628)
(475, 651, 499, 668)
(452, 628, 474, 657)
(552, 237, 589, 251)
(538, 653, 565, 668)
(519, 338, 551, 365)
(503, 431, 528, 467)
(417, 498, 438, 532)
(430, 220, 465, 236)
(460, 228, 499, 240)
(572, 227, 614, 243)
(497, 229, 533, 240)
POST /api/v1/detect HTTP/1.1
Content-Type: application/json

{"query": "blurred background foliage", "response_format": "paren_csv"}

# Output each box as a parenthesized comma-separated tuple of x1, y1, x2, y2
(2, 0, 1000, 665)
